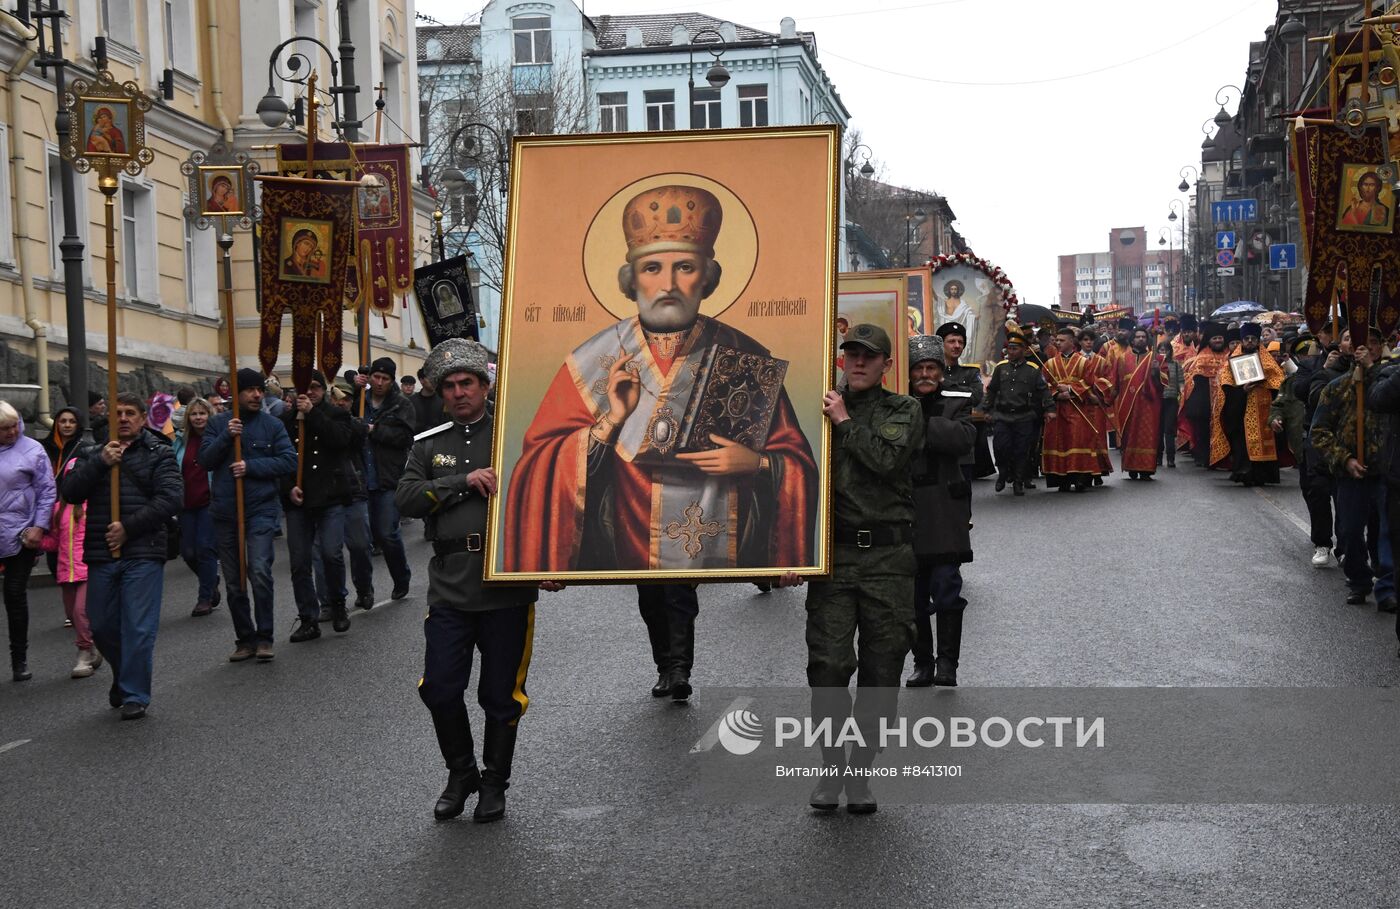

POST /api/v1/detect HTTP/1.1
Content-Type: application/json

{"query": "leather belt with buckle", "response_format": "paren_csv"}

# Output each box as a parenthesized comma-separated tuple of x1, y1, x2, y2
(433, 534, 484, 556)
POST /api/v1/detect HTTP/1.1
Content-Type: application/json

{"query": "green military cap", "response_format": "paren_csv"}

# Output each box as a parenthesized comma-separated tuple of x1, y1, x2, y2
(841, 323, 892, 357)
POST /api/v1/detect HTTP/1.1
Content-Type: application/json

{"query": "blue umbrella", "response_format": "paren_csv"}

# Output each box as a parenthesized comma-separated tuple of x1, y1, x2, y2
(1210, 300, 1266, 319)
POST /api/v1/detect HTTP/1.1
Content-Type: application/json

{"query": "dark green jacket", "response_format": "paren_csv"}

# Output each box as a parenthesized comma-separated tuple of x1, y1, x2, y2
(1267, 371, 1306, 460)
(395, 413, 534, 611)
(831, 386, 924, 530)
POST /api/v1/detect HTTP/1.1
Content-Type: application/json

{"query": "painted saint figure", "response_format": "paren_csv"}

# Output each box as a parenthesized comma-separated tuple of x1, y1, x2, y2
(282, 228, 327, 280)
(85, 106, 126, 156)
(1340, 171, 1390, 227)
(505, 184, 818, 572)
(205, 175, 236, 213)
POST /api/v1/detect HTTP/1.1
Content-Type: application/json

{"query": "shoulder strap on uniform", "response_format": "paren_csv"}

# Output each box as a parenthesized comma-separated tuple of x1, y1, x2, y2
(414, 421, 454, 442)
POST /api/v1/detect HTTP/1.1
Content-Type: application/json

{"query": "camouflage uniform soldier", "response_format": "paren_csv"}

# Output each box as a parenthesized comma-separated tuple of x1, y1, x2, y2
(799, 323, 923, 815)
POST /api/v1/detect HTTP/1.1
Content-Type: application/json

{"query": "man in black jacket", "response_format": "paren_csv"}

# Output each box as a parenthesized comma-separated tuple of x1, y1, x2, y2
(364, 357, 415, 599)
(282, 370, 359, 641)
(62, 392, 182, 719)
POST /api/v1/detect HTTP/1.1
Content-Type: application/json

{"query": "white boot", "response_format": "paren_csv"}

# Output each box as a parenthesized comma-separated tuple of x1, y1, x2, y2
(71, 649, 103, 679)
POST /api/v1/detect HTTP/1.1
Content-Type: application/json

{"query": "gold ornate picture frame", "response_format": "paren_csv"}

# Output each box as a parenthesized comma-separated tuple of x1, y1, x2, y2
(485, 126, 840, 584)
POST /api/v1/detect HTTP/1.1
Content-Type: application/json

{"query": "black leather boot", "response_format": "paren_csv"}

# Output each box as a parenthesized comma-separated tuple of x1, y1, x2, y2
(11, 654, 31, 682)
(640, 594, 671, 697)
(668, 613, 695, 701)
(844, 746, 878, 814)
(907, 613, 934, 687)
(474, 721, 518, 822)
(431, 709, 479, 820)
(330, 601, 351, 633)
(932, 611, 963, 687)
(808, 745, 845, 810)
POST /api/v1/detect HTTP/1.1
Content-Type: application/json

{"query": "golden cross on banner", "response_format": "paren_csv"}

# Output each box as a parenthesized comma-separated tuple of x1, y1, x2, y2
(665, 502, 721, 559)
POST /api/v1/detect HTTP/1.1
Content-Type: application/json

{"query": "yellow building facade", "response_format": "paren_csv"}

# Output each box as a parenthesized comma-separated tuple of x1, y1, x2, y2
(0, 0, 432, 427)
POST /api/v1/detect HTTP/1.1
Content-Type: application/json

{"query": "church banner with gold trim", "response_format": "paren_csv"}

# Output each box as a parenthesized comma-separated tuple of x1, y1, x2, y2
(351, 144, 414, 315)
(258, 175, 356, 391)
(1300, 126, 1400, 336)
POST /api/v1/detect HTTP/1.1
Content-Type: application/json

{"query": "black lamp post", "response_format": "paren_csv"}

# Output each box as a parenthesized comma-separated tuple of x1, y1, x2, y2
(686, 29, 729, 129)
(31, 1, 90, 436)
(256, 35, 362, 135)
(1178, 165, 1199, 193)
(904, 196, 928, 268)
(428, 121, 512, 254)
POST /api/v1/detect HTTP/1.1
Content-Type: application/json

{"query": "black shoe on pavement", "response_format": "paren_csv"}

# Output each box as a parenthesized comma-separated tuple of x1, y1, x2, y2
(11, 659, 31, 682)
(191, 600, 213, 617)
(108, 682, 123, 708)
(1379, 597, 1398, 614)
(1093, 476, 1104, 487)
(932, 656, 959, 687)
(434, 767, 481, 820)
(119, 702, 146, 720)
(809, 746, 845, 811)
(669, 668, 693, 702)
(354, 591, 375, 611)
(1346, 591, 1369, 606)
(650, 672, 671, 697)
(473, 722, 518, 823)
(994, 478, 1006, 492)
(391, 582, 410, 601)
(330, 602, 351, 633)
(289, 618, 321, 643)
(1012, 481, 1025, 496)
(906, 663, 935, 687)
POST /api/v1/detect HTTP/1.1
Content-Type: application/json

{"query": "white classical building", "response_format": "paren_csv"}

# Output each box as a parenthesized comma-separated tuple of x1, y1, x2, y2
(419, 1, 851, 351)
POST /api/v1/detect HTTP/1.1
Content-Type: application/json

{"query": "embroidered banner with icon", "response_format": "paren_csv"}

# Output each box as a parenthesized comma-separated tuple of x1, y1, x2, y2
(1300, 126, 1400, 336)
(258, 175, 356, 391)
(412, 256, 478, 346)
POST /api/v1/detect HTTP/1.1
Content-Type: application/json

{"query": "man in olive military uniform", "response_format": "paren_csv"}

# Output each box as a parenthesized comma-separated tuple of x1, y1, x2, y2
(983, 330, 1052, 495)
(396, 338, 554, 823)
(792, 323, 923, 816)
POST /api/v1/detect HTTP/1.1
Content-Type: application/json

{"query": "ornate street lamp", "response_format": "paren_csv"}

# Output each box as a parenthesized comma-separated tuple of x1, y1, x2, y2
(257, 35, 362, 136)
(686, 29, 729, 129)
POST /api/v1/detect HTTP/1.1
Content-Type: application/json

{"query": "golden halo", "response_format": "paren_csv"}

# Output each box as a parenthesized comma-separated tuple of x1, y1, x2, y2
(582, 172, 758, 321)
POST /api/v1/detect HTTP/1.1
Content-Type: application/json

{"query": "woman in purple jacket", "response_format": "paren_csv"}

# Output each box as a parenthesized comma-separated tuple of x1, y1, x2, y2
(0, 401, 57, 681)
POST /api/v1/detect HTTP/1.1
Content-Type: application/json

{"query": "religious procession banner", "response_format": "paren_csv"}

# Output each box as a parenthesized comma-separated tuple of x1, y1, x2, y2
(836, 270, 907, 394)
(257, 175, 357, 391)
(412, 256, 478, 345)
(486, 126, 840, 583)
(351, 144, 414, 315)
(928, 252, 1017, 373)
(1299, 125, 1400, 336)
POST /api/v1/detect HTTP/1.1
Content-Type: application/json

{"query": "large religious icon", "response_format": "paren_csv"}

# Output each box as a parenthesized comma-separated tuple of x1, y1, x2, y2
(278, 218, 333, 284)
(487, 127, 839, 583)
(412, 255, 478, 344)
(200, 167, 243, 216)
(81, 99, 130, 158)
(1336, 162, 1396, 233)
(929, 253, 1017, 373)
(836, 270, 907, 393)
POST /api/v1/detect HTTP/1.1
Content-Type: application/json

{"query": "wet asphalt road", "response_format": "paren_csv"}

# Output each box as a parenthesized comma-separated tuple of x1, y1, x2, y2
(3, 457, 1399, 908)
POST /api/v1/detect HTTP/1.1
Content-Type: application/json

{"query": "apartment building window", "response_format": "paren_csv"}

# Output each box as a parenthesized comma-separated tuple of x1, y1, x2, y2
(120, 182, 157, 303)
(294, 0, 319, 41)
(513, 16, 551, 64)
(598, 92, 628, 132)
(738, 84, 768, 127)
(183, 205, 218, 317)
(47, 152, 88, 278)
(691, 88, 721, 129)
(0, 126, 11, 266)
(645, 90, 675, 131)
(515, 93, 552, 135)
(102, 0, 137, 47)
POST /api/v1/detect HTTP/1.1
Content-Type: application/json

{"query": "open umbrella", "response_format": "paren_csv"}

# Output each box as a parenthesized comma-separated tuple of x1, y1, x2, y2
(1209, 300, 1266, 319)
(1015, 303, 1058, 330)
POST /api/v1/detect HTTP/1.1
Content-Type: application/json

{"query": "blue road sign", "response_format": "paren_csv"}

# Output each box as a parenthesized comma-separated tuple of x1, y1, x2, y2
(1216, 249, 1236, 267)
(1216, 231, 1237, 250)
(1211, 199, 1258, 223)
(1269, 243, 1297, 270)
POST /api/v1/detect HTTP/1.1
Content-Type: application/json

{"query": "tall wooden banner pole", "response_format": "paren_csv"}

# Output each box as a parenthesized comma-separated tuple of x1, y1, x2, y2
(100, 176, 121, 556)
(218, 226, 248, 589)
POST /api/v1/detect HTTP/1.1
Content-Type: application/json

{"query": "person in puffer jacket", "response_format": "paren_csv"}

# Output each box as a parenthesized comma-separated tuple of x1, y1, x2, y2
(42, 457, 101, 678)
(0, 401, 56, 682)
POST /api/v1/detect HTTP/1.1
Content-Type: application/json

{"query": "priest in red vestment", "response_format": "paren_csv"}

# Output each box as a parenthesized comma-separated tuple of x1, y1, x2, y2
(1042, 326, 1103, 492)
(504, 185, 818, 573)
(1111, 327, 1165, 479)
(1179, 321, 1231, 464)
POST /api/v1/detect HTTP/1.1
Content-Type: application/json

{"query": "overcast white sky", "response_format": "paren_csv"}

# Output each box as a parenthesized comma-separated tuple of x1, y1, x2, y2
(416, 0, 1281, 305)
